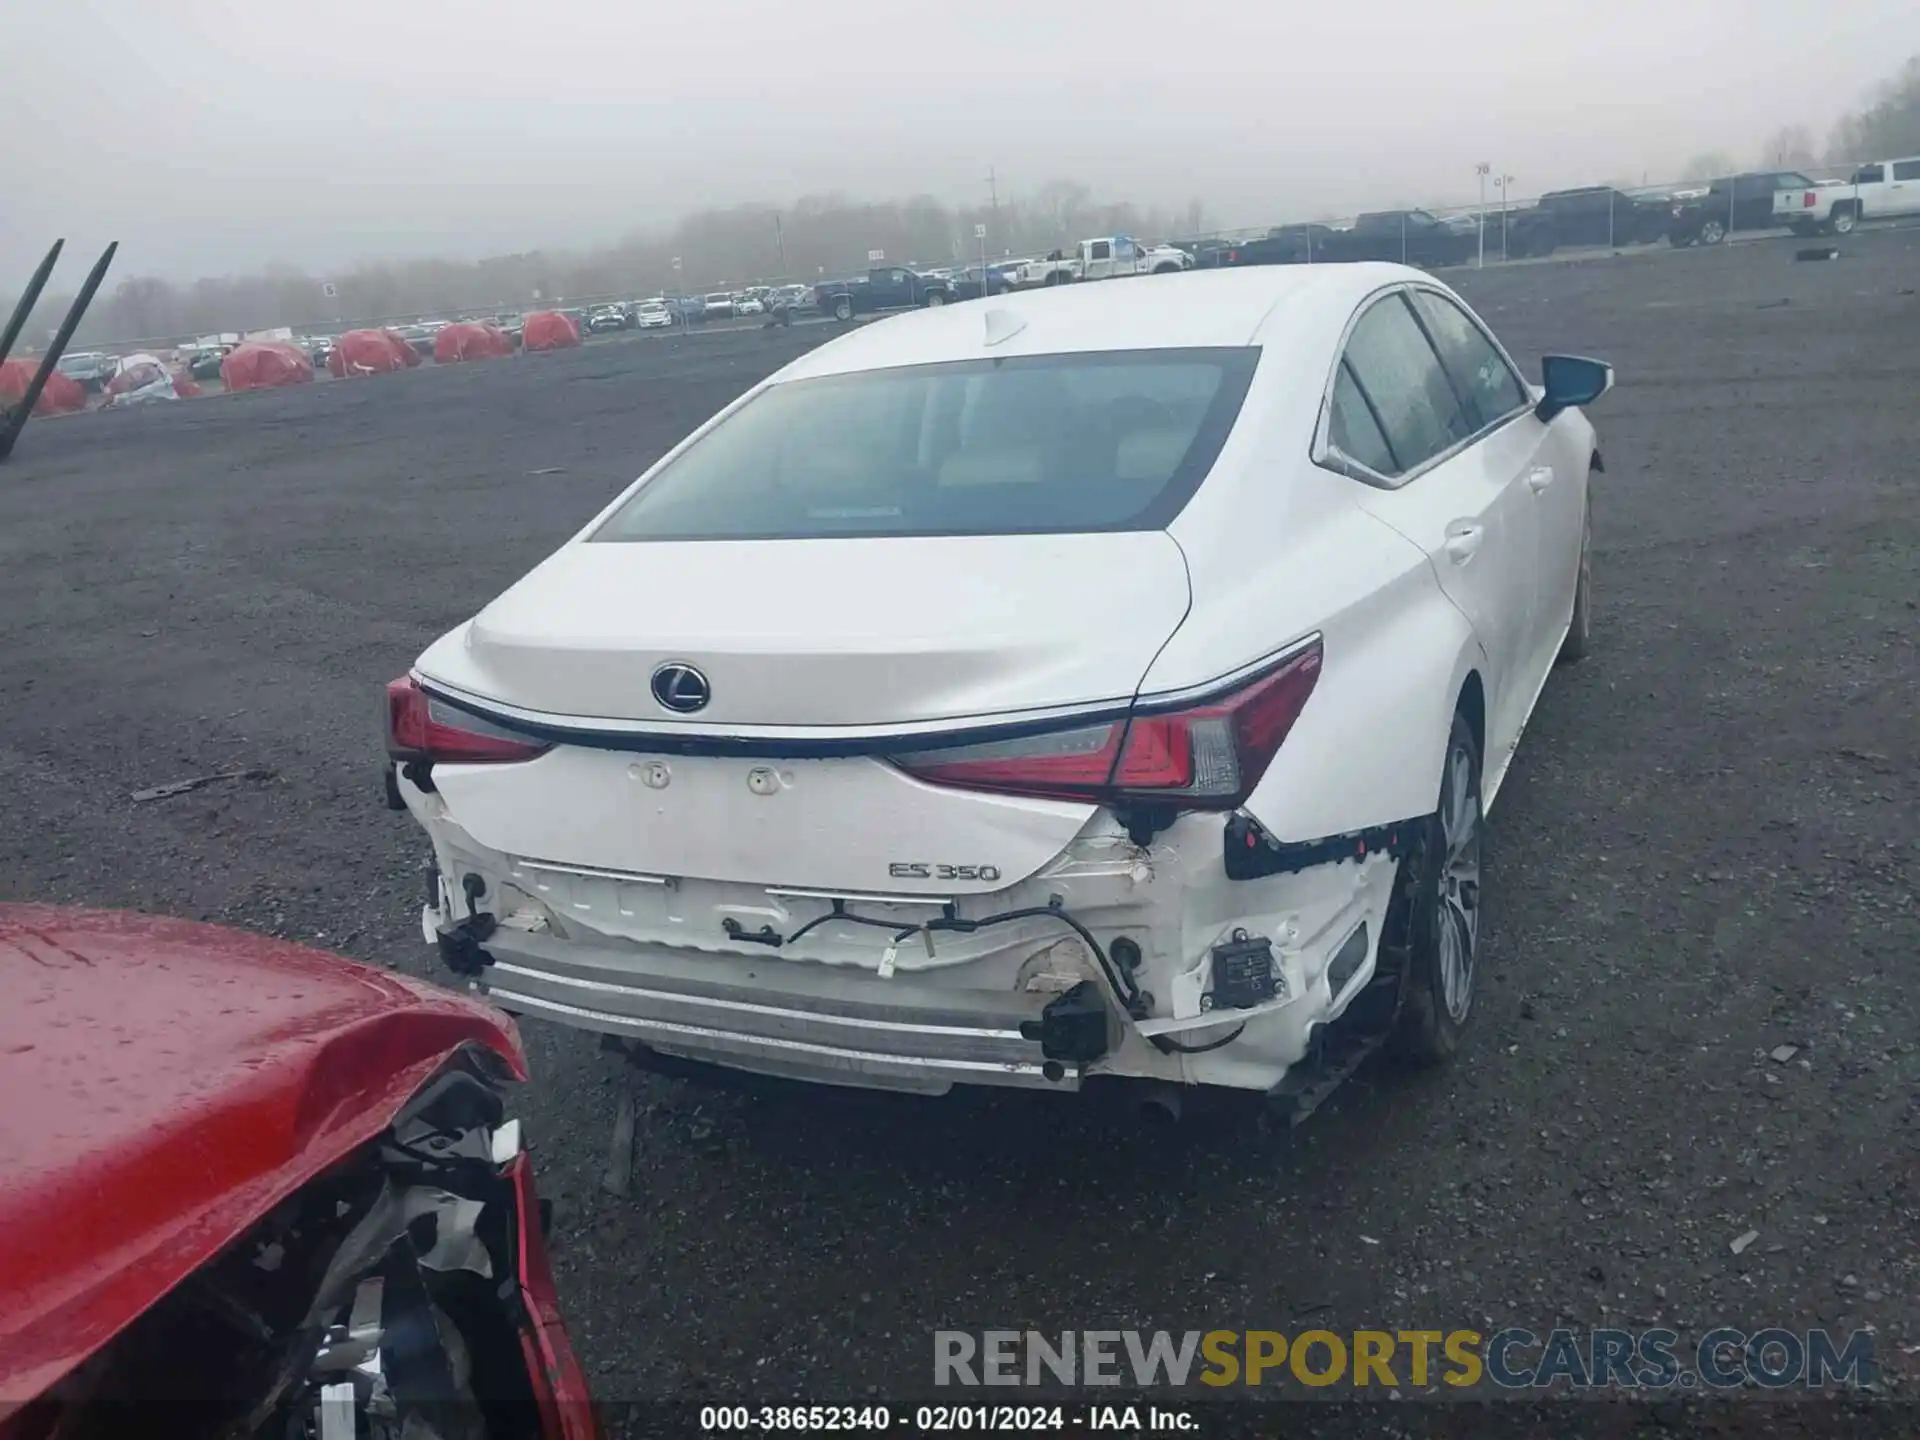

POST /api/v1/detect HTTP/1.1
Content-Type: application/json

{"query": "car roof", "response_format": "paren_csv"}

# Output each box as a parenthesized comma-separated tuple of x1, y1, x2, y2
(776, 263, 1418, 379)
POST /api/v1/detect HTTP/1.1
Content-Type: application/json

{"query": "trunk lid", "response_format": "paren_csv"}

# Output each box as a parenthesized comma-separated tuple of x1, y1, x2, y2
(418, 532, 1193, 731)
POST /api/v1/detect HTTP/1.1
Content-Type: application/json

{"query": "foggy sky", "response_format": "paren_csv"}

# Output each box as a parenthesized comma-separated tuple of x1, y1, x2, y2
(2, 0, 1908, 283)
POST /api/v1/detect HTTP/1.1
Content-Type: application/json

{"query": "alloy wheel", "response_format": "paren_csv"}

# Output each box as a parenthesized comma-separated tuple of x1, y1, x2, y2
(1435, 737, 1481, 1023)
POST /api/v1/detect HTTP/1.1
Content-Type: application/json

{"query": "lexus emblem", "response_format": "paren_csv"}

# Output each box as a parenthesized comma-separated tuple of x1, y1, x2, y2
(650, 662, 711, 714)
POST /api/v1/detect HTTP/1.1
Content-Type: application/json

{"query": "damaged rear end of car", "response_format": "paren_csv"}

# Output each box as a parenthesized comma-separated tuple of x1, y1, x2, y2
(385, 285, 1488, 1115)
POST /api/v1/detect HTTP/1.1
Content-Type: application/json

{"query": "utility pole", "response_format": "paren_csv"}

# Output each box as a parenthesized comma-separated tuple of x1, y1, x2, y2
(986, 166, 1001, 233)
(1475, 162, 1490, 269)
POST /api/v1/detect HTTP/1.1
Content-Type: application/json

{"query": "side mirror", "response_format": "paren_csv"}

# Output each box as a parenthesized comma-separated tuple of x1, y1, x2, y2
(1536, 354, 1614, 421)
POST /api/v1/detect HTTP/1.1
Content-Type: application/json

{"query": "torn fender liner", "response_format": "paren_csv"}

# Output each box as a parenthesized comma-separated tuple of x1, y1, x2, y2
(1222, 812, 1423, 880)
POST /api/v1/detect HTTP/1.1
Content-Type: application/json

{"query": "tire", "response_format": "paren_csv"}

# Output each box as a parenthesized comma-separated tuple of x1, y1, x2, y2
(832, 295, 854, 322)
(1388, 710, 1483, 1067)
(1828, 205, 1858, 236)
(1043, 270, 1066, 287)
(1698, 218, 1727, 245)
(924, 290, 946, 308)
(1558, 497, 1592, 664)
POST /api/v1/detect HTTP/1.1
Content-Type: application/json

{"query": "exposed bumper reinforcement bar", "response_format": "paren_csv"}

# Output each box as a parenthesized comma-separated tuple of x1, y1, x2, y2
(475, 929, 1073, 1095)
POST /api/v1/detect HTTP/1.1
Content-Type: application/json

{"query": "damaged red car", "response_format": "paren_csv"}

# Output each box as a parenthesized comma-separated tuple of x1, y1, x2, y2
(0, 905, 597, 1440)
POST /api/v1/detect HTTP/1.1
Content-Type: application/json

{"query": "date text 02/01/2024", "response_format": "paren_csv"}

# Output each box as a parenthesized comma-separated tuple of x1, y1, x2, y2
(696, 1404, 1196, 1433)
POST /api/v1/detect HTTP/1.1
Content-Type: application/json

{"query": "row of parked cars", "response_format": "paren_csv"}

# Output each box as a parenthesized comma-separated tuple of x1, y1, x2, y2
(1190, 157, 1920, 272)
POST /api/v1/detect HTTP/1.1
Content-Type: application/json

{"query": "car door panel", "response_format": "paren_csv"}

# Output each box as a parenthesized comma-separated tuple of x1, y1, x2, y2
(1332, 292, 1538, 771)
(1889, 161, 1920, 217)
(1353, 442, 1537, 773)
(1529, 413, 1592, 661)
(1403, 288, 1573, 738)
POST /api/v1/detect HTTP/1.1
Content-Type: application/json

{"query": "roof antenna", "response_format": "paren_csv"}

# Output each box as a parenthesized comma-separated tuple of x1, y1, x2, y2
(982, 308, 1026, 347)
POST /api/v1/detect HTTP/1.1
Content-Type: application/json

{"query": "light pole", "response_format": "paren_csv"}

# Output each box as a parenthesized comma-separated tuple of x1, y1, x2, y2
(1475, 163, 1490, 269)
(1496, 174, 1515, 260)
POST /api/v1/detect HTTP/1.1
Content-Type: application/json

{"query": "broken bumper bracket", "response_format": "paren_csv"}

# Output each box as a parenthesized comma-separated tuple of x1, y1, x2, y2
(1223, 813, 1423, 881)
(436, 913, 497, 978)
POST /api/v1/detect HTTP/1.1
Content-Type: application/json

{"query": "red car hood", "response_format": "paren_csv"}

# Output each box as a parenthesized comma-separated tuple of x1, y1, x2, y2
(0, 904, 526, 1402)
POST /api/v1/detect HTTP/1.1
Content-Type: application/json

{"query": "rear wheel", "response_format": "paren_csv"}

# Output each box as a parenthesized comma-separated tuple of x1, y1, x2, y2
(1388, 710, 1482, 1067)
(1829, 205, 1858, 236)
(924, 290, 946, 308)
(832, 295, 854, 321)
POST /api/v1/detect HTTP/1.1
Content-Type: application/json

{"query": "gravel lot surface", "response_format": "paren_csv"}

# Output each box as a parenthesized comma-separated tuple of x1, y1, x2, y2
(3, 232, 1916, 1429)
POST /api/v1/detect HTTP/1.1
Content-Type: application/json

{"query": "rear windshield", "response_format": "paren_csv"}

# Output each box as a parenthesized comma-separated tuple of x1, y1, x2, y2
(592, 348, 1259, 541)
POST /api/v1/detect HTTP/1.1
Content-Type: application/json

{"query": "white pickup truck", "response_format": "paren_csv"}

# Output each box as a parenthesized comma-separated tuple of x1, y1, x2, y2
(1773, 157, 1920, 235)
(1011, 235, 1194, 287)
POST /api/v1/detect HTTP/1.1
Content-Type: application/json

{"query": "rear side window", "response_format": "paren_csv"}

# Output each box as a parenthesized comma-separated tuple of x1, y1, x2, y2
(1408, 291, 1527, 430)
(1853, 165, 1885, 184)
(1338, 295, 1473, 477)
(593, 349, 1259, 541)
(1892, 160, 1920, 181)
(1329, 362, 1398, 475)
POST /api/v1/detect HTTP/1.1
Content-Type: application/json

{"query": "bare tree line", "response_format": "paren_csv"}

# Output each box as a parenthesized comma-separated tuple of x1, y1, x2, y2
(11, 56, 1920, 349)
(1738, 55, 1920, 175)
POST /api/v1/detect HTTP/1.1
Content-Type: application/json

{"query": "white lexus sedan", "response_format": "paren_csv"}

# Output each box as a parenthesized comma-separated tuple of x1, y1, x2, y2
(386, 264, 1610, 1113)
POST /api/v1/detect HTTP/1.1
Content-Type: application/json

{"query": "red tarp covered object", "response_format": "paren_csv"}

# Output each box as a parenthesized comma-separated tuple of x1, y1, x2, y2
(433, 322, 512, 364)
(0, 358, 88, 416)
(326, 329, 419, 377)
(521, 310, 580, 352)
(220, 341, 315, 392)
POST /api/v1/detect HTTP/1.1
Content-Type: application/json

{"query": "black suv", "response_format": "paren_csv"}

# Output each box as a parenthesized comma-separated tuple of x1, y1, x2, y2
(1668, 171, 1814, 246)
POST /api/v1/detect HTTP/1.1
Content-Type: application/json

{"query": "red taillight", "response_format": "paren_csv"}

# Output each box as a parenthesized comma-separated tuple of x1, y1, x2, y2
(385, 677, 550, 764)
(892, 641, 1321, 809)
(1803, 192, 1817, 208)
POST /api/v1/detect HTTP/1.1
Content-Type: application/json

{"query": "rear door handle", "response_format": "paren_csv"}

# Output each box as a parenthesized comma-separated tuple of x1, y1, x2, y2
(1526, 465, 1555, 494)
(1443, 522, 1485, 563)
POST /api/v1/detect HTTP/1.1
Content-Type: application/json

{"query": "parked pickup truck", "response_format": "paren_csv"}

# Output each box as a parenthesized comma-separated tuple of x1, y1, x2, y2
(1772, 157, 1920, 236)
(1012, 235, 1194, 287)
(816, 266, 954, 321)
(1668, 171, 1815, 245)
